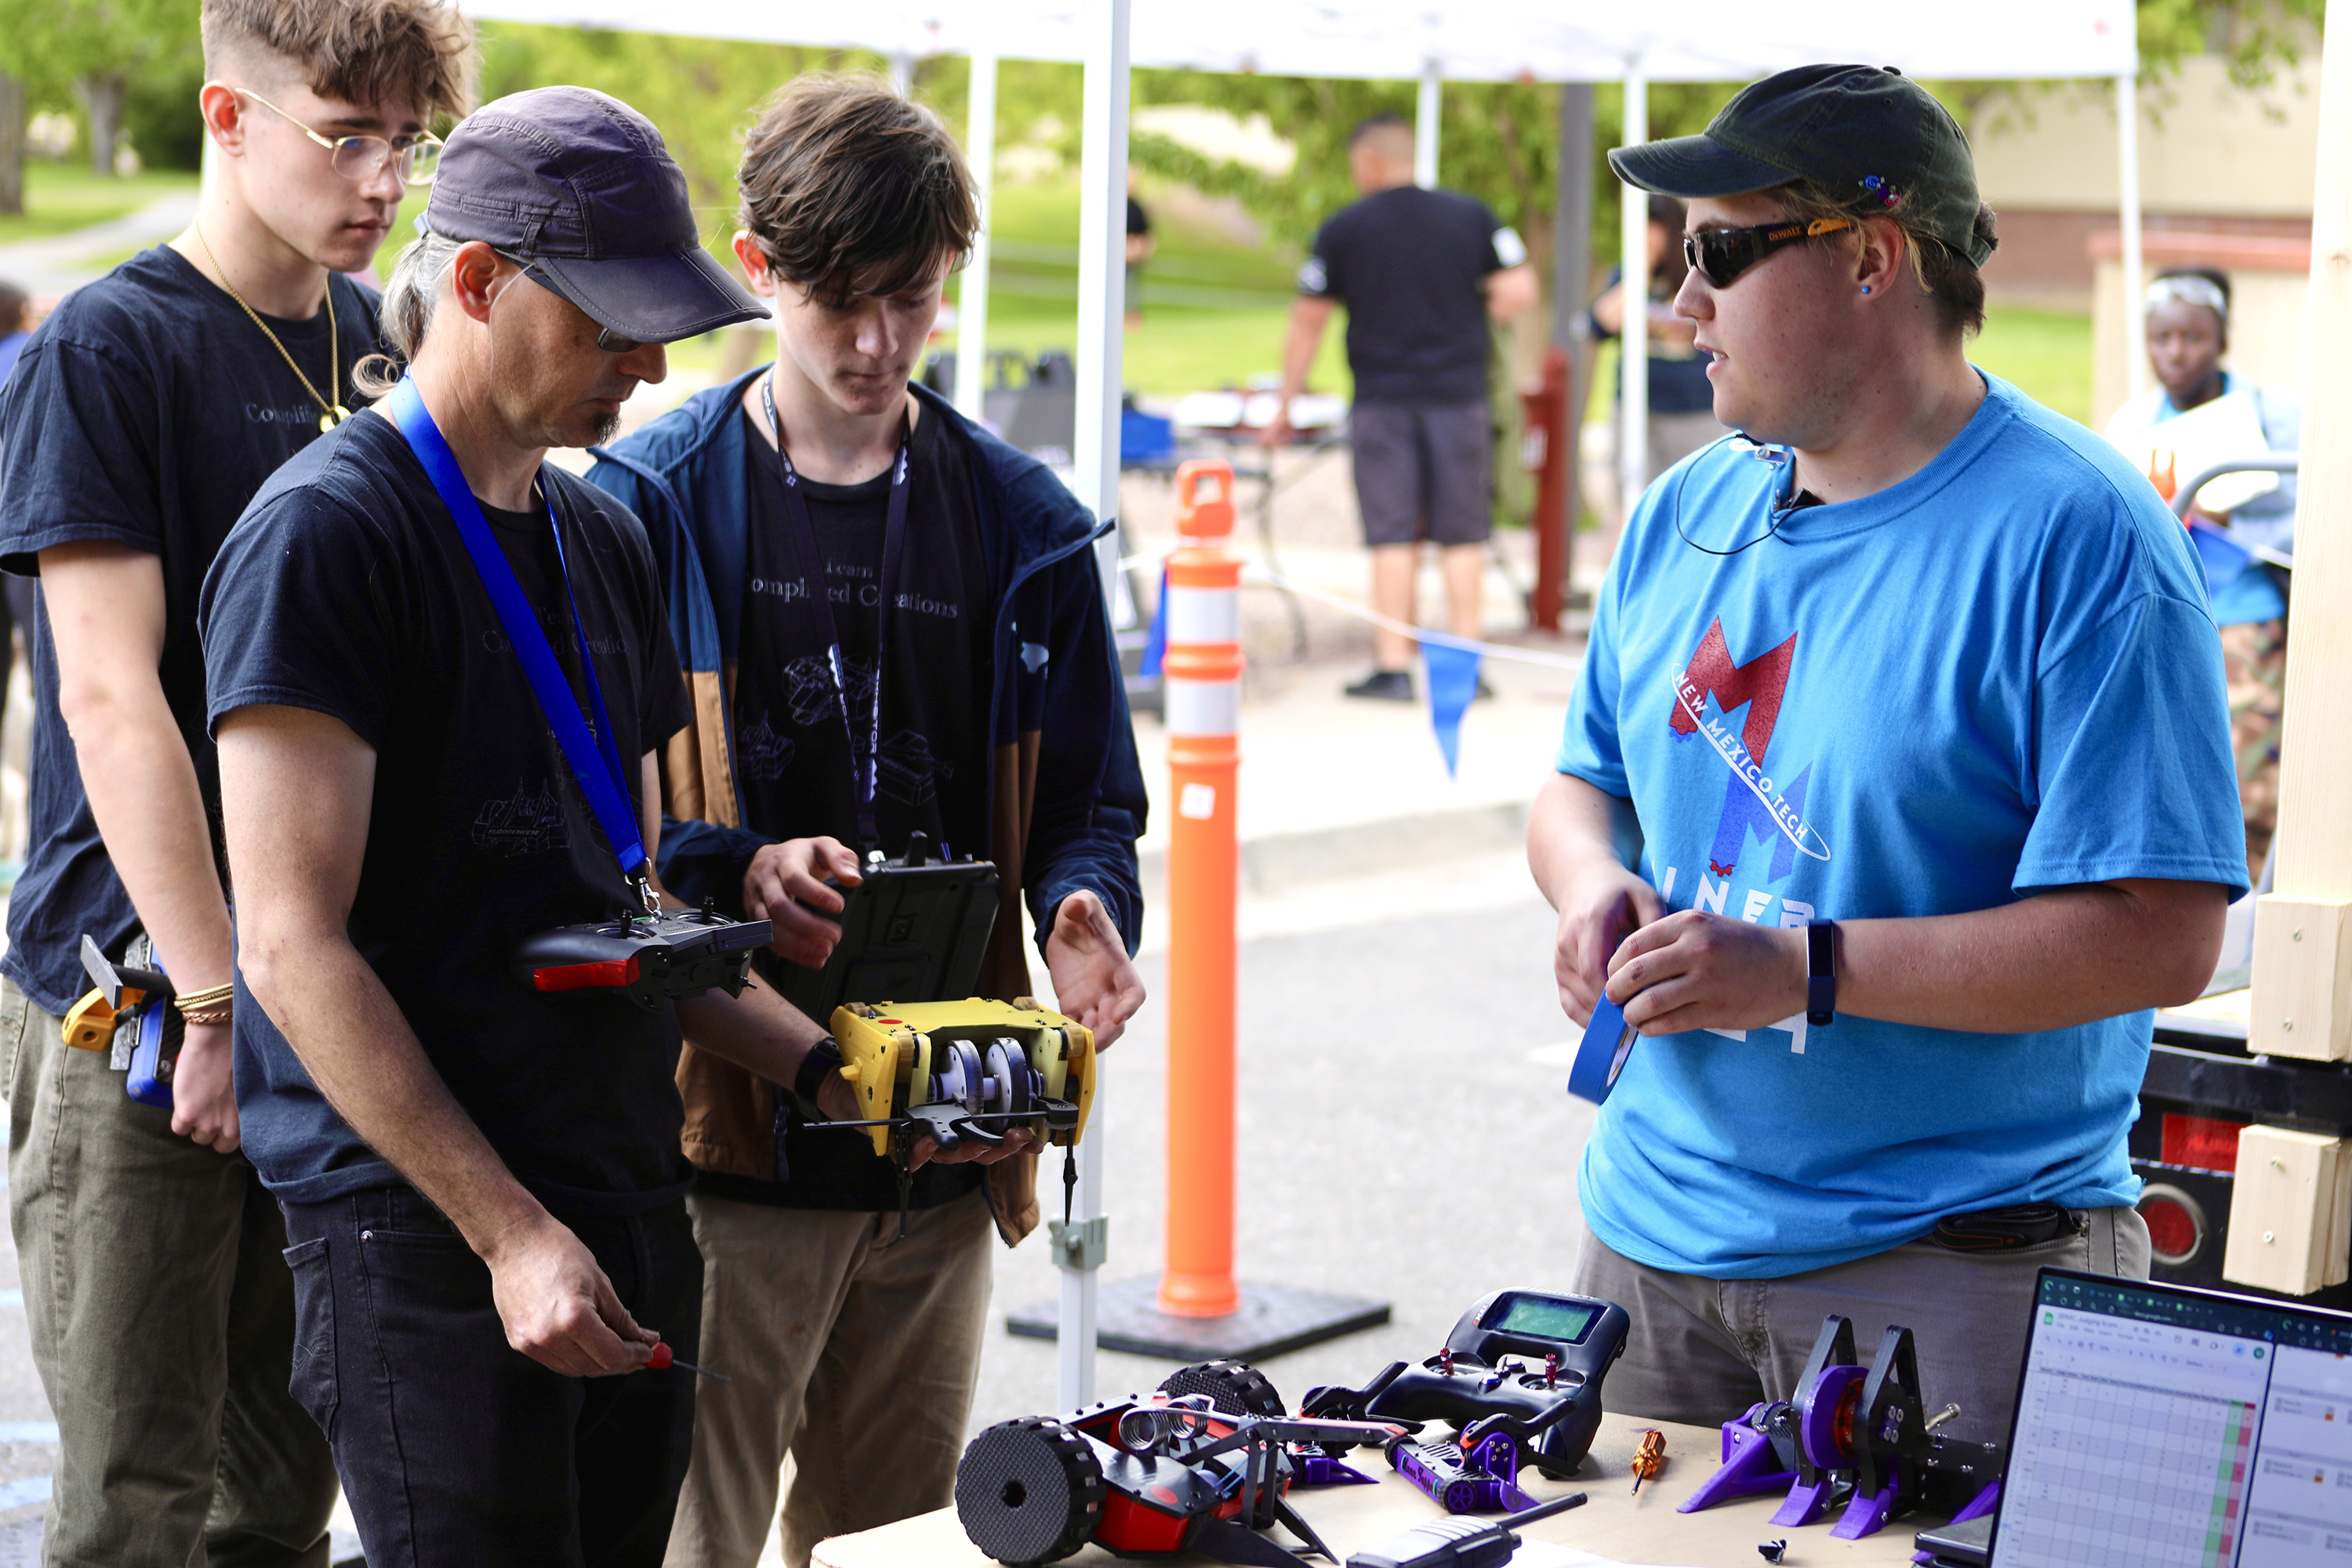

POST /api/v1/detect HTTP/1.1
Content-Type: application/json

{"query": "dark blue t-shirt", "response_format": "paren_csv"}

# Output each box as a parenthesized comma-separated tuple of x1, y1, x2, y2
(0, 246, 379, 1014)
(201, 410, 695, 1214)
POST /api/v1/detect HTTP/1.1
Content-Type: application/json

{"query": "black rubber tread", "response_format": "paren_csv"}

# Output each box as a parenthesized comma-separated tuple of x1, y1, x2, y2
(1159, 1359, 1287, 1418)
(955, 1417, 1105, 1565)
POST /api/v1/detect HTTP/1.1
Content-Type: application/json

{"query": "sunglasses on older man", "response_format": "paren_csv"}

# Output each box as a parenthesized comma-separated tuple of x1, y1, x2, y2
(1682, 216, 1855, 289)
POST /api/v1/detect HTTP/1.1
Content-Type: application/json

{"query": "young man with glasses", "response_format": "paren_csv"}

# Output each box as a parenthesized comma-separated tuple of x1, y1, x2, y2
(587, 74, 1146, 1568)
(0, 4, 469, 1563)
(204, 85, 834, 1563)
(1529, 65, 2248, 1446)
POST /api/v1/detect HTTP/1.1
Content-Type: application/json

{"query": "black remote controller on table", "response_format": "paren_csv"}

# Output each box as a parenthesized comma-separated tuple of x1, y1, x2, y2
(1304, 1289, 1631, 1480)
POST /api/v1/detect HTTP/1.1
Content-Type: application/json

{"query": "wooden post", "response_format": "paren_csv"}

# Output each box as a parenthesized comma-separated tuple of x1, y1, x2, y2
(2250, 0, 2352, 1065)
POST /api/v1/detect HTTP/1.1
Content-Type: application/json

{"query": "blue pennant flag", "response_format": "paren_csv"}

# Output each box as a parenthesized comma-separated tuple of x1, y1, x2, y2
(1140, 564, 1169, 679)
(1424, 642, 1482, 778)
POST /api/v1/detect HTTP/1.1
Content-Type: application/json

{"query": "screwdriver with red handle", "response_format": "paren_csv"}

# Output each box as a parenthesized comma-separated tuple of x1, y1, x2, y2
(647, 1342, 731, 1382)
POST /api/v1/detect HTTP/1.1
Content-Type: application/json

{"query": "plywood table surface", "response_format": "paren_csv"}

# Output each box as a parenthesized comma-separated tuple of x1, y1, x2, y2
(813, 1411, 1936, 1568)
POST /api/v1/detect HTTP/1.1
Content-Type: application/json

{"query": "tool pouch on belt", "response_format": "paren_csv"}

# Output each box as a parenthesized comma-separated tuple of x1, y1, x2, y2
(1929, 1202, 2080, 1252)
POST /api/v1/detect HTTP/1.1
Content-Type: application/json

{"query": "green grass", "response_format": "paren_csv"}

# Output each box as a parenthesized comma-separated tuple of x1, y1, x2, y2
(1973, 306, 2094, 427)
(945, 176, 1348, 398)
(0, 162, 198, 248)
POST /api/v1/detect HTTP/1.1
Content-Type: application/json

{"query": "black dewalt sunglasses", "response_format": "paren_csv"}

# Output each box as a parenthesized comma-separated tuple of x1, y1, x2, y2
(1682, 216, 1855, 289)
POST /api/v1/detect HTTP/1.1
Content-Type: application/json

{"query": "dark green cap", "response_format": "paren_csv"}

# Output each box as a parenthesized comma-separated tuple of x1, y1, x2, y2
(1610, 64, 1994, 269)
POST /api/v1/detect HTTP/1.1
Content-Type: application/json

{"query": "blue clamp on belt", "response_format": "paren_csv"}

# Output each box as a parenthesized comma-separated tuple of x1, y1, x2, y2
(1566, 992, 1640, 1105)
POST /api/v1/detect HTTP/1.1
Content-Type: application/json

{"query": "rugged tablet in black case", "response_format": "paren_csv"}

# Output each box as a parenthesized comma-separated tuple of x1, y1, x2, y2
(778, 837, 1000, 1017)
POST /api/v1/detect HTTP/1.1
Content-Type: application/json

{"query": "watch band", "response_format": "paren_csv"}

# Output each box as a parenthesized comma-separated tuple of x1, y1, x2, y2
(1806, 920, 1838, 1027)
(793, 1034, 844, 1106)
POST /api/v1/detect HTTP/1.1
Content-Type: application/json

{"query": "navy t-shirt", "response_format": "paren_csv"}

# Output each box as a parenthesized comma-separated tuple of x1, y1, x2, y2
(0, 246, 379, 1014)
(702, 402, 994, 1214)
(201, 410, 695, 1214)
(1298, 185, 1520, 406)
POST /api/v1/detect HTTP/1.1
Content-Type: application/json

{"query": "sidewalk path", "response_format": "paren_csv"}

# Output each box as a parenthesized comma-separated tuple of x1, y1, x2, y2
(0, 190, 201, 297)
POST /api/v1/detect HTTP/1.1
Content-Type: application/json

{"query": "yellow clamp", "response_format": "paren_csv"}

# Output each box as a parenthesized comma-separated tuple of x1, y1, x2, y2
(61, 985, 146, 1053)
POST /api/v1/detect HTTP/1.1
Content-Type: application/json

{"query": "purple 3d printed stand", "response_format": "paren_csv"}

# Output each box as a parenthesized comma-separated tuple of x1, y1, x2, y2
(1680, 1315, 2004, 1544)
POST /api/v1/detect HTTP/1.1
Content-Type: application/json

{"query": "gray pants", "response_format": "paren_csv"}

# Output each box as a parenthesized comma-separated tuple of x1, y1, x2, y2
(1349, 401, 1494, 547)
(2, 978, 338, 1567)
(1570, 1207, 2151, 1448)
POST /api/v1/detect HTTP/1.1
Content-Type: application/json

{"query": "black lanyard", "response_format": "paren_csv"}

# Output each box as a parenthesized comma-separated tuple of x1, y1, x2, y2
(759, 373, 912, 851)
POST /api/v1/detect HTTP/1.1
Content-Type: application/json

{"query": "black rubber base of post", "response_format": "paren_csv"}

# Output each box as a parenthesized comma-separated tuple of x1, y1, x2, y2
(1006, 1277, 1391, 1362)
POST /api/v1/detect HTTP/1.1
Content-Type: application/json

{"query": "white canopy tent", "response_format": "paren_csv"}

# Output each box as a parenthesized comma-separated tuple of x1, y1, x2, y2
(459, 0, 2145, 1404)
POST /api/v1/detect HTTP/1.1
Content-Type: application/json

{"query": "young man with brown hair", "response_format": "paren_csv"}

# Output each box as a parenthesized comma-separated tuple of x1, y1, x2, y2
(588, 74, 1146, 1568)
(0, 3, 470, 1562)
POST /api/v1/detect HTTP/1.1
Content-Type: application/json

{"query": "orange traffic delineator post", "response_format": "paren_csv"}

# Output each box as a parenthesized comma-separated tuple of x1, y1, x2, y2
(1007, 459, 1390, 1361)
(1160, 459, 1245, 1319)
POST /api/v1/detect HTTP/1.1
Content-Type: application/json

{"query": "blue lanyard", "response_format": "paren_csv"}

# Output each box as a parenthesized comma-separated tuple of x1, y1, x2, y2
(759, 372, 910, 851)
(384, 376, 654, 908)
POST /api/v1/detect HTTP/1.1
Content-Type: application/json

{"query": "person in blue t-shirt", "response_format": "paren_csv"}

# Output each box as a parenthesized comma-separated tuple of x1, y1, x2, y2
(1528, 65, 2247, 1447)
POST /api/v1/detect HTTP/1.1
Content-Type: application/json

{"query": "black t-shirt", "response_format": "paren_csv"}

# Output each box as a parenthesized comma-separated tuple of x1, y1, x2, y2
(1298, 186, 1519, 406)
(0, 246, 380, 1014)
(702, 401, 994, 1214)
(201, 411, 695, 1214)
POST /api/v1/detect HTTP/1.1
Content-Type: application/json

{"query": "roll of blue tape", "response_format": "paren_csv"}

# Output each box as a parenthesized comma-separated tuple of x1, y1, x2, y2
(1566, 993, 1639, 1105)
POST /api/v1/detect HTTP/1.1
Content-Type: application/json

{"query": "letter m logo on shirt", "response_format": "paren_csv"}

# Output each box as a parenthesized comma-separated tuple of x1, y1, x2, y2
(1670, 619, 1802, 881)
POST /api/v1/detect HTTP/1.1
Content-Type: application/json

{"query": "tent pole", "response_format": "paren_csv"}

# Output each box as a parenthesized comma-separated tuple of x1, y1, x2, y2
(1619, 62, 1649, 524)
(954, 46, 998, 421)
(2252, 0, 2352, 1073)
(1552, 82, 1595, 615)
(2117, 70, 2146, 401)
(1416, 58, 1441, 187)
(1061, 0, 1131, 1415)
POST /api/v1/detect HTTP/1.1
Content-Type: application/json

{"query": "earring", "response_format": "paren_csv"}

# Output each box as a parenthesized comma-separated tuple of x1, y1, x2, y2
(1860, 285, 1872, 295)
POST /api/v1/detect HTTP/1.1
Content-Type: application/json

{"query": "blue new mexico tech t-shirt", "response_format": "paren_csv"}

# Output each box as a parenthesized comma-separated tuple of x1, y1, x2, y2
(1558, 372, 2248, 1279)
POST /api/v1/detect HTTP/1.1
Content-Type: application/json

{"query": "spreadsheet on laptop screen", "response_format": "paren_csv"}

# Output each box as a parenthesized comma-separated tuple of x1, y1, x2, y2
(1994, 1272, 2352, 1568)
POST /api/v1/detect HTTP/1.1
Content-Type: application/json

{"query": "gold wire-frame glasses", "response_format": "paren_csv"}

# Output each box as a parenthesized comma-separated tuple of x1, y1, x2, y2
(236, 88, 443, 186)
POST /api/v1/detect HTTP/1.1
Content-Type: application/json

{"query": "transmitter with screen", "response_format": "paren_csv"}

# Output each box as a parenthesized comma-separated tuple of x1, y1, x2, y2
(1301, 1289, 1631, 1480)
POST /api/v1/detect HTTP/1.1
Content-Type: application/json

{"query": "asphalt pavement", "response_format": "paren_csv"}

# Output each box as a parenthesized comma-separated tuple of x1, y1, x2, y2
(970, 851, 1595, 1435)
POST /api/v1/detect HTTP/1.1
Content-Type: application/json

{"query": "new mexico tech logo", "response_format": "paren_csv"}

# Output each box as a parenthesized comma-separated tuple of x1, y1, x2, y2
(1669, 618, 1832, 880)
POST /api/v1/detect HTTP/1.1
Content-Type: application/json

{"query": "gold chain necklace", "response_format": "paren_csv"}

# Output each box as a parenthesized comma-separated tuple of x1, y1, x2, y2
(192, 223, 347, 433)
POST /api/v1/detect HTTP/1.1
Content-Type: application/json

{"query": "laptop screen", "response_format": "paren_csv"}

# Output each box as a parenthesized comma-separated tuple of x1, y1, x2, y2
(1994, 1269, 2352, 1567)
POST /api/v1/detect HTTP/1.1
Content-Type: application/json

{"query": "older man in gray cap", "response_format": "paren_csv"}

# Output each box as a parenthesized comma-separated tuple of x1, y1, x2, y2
(198, 86, 849, 1565)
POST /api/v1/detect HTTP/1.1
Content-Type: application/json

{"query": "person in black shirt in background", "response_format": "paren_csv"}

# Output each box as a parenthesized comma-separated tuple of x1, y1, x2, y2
(588, 74, 1147, 1568)
(0, 4, 470, 1561)
(203, 86, 853, 1566)
(1265, 112, 1537, 701)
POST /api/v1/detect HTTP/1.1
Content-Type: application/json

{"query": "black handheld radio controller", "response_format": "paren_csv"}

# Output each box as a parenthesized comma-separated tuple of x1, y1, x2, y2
(1304, 1289, 1631, 1480)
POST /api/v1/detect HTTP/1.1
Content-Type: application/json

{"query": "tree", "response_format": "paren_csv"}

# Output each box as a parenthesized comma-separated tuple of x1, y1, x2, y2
(0, 72, 26, 214)
(0, 0, 197, 176)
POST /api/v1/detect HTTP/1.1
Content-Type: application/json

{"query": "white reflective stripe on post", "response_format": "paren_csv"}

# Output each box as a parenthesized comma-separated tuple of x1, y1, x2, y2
(1165, 585, 1240, 645)
(1166, 681, 1241, 738)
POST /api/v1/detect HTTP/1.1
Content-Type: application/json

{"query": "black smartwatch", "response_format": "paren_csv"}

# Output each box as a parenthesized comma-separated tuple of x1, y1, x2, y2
(793, 1034, 844, 1109)
(1806, 920, 1838, 1027)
